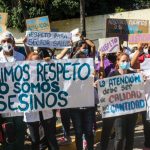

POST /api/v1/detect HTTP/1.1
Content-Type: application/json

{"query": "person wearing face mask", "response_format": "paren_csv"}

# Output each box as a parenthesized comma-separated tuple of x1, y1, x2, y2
(138, 43, 150, 63)
(109, 53, 138, 150)
(68, 39, 95, 150)
(0, 31, 26, 150)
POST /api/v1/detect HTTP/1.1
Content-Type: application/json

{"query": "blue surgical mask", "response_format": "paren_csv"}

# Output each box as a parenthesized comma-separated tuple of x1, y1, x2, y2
(119, 62, 130, 70)
(82, 49, 89, 56)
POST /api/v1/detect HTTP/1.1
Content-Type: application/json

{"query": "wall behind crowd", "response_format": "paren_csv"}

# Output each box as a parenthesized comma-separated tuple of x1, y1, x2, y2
(8, 8, 150, 48)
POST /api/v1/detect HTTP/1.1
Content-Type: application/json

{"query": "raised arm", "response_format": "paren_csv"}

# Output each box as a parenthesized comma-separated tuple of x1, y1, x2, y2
(56, 48, 69, 59)
(130, 43, 145, 69)
(23, 37, 32, 56)
(99, 52, 105, 78)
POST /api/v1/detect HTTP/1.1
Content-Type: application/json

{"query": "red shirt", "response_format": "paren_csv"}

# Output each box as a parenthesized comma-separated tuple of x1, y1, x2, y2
(138, 54, 150, 63)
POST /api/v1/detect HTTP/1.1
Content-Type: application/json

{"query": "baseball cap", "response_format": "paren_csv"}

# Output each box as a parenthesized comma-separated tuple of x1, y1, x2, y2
(0, 31, 15, 43)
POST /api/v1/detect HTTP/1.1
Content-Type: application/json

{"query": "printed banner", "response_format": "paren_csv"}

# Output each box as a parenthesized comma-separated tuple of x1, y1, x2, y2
(26, 16, 50, 32)
(98, 73, 146, 118)
(0, 58, 94, 113)
(128, 33, 150, 44)
(106, 18, 149, 41)
(98, 37, 119, 53)
(26, 31, 72, 48)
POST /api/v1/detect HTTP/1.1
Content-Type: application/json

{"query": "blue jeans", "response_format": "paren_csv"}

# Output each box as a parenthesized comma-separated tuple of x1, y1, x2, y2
(114, 113, 137, 150)
(70, 107, 95, 150)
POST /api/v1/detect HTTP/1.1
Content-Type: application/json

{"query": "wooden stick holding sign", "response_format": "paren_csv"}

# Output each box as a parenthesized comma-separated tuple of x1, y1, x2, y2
(98, 37, 119, 53)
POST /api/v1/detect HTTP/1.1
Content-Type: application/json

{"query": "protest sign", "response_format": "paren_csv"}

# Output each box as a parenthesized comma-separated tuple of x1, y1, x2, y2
(70, 28, 80, 43)
(0, 58, 94, 113)
(26, 31, 72, 48)
(0, 13, 8, 25)
(128, 33, 150, 44)
(0, 13, 8, 34)
(98, 37, 119, 53)
(26, 16, 50, 32)
(0, 25, 6, 34)
(140, 59, 150, 120)
(98, 73, 146, 118)
(106, 18, 149, 41)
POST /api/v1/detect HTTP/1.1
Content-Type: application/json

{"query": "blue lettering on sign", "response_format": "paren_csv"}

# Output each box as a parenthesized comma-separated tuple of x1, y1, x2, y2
(78, 63, 90, 80)
(104, 99, 145, 115)
(109, 74, 141, 87)
(18, 94, 29, 111)
(8, 95, 18, 111)
(0, 83, 9, 94)
(0, 95, 7, 111)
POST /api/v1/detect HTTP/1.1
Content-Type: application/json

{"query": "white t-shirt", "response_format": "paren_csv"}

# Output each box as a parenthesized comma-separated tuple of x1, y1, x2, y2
(0, 49, 25, 117)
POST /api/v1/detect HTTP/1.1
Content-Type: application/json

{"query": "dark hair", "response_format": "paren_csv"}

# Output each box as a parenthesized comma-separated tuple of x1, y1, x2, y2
(75, 40, 86, 48)
(37, 47, 54, 58)
(106, 53, 117, 64)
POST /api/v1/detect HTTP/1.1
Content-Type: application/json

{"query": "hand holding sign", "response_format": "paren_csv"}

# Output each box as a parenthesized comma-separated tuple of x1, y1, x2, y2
(98, 73, 146, 118)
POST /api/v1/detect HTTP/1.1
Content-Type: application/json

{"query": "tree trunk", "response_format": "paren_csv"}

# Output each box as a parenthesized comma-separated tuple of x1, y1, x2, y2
(19, 0, 29, 19)
(80, 0, 86, 37)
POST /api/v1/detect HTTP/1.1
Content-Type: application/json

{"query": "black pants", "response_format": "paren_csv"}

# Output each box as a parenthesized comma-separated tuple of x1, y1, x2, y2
(27, 117, 59, 150)
(100, 117, 115, 150)
(142, 111, 150, 148)
(114, 113, 138, 150)
(70, 108, 95, 150)
(60, 109, 71, 137)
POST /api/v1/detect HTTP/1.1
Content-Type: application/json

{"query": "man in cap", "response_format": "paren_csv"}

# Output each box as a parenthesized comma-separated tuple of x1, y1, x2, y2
(0, 31, 25, 62)
(0, 31, 26, 150)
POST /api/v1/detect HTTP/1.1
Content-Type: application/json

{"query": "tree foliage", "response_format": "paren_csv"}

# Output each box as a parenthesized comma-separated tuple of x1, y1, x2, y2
(0, 0, 149, 31)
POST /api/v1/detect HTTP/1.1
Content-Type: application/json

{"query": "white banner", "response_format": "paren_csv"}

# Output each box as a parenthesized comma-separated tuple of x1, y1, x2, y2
(98, 73, 146, 118)
(98, 37, 119, 53)
(141, 58, 150, 120)
(0, 58, 94, 113)
(26, 31, 72, 48)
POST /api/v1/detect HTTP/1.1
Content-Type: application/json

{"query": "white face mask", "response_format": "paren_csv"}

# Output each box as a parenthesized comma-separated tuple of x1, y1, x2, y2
(143, 48, 149, 54)
(2, 43, 13, 52)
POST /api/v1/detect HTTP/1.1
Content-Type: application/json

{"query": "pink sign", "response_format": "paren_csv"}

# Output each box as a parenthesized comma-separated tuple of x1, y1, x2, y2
(128, 34, 150, 43)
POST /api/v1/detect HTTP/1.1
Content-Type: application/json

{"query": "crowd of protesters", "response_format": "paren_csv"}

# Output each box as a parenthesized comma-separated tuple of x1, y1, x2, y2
(0, 30, 150, 150)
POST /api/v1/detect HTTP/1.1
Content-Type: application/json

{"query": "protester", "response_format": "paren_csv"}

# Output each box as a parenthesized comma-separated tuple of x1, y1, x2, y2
(0, 31, 26, 150)
(23, 52, 59, 150)
(111, 53, 138, 150)
(130, 43, 150, 150)
(68, 36, 96, 150)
